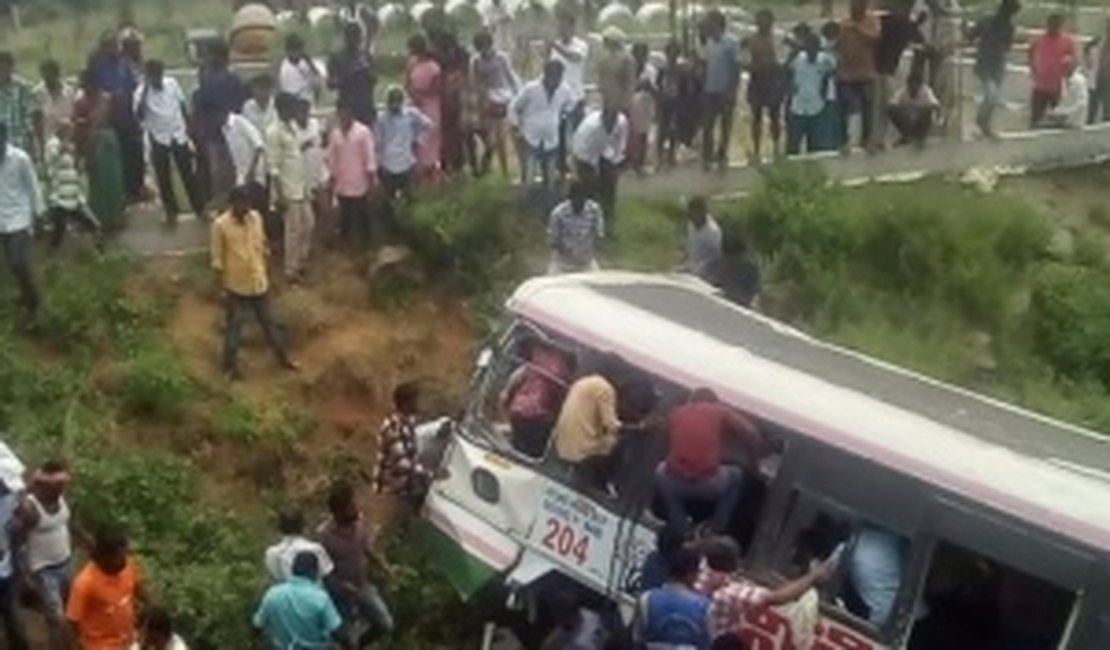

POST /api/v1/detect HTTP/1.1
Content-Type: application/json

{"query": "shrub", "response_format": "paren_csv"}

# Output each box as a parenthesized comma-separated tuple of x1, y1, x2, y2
(1029, 263, 1110, 384)
(117, 343, 193, 421)
(400, 179, 519, 294)
(214, 398, 263, 444)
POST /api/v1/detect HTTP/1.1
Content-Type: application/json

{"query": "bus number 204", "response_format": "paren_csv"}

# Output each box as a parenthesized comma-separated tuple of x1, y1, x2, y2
(541, 518, 590, 565)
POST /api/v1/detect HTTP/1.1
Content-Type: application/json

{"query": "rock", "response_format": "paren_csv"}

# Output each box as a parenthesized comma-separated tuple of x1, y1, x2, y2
(636, 2, 669, 27)
(967, 331, 997, 373)
(1048, 227, 1075, 259)
(598, 2, 635, 28)
(273, 286, 336, 342)
(230, 3, 278, 63)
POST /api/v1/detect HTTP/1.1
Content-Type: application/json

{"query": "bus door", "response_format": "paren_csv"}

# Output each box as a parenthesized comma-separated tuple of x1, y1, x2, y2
(1067, 562, 1110, 649)
(906, 496, 1096, 650)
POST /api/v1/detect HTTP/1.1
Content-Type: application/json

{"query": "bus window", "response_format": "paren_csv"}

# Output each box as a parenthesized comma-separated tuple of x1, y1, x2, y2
(775, 495, 913, 634)
(475, 331, 577, 461)
(908, 541, 1076, 650)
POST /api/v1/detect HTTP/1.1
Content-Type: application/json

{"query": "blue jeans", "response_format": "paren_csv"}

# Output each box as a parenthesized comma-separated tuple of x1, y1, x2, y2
(655, 463, 744, 535)
(329, 583, 394, 648)
(977, 73, 1004, 134)
(34, 558, 73, 617)
(0, 576, 28, 650)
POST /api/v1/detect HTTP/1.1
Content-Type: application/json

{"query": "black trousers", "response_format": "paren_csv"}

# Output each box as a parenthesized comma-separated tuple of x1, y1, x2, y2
(888, 106, 933, 143)
(1, 229, 39, 316)
(337, 194, 371, 247)
(1030, 89, 1060, 128)
(574, 159, 619, 224)
(222, 291, 290, 372)
(0, 577, 28, 650)
(702, 91, 736, 166)
(114, 117, 145, 201)
(149, 139, 204, 224)
(49, 205, 101, 249)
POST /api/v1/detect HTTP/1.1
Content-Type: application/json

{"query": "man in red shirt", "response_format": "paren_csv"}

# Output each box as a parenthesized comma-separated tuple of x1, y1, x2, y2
(1029, 13, 1077, 127)
(655, 388, 767, 536)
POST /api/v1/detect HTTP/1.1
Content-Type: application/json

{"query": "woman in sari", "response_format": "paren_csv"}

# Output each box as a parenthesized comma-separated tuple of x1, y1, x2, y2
(73, 70, 126, 232)
(405, 34, 443, 183)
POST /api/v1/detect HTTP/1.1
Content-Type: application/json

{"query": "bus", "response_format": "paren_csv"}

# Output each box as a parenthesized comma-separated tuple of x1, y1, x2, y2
(420, 271, 1110, 649)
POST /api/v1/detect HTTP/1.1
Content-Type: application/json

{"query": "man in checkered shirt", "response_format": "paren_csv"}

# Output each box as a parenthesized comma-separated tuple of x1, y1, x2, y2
(695, 536, 833, 643)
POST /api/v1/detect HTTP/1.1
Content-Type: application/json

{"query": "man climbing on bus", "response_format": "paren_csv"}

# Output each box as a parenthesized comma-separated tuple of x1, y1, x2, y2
(696, 536, 833, 645)
(654, 388, 768, 536)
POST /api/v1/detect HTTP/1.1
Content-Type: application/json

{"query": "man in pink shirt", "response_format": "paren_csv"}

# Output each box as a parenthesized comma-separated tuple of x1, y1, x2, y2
(327, 99, 377, 248)
(1029, 13, 1077, 127)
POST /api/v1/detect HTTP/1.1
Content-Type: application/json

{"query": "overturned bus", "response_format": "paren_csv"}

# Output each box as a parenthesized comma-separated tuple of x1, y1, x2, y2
(420, 272, 1110, 649)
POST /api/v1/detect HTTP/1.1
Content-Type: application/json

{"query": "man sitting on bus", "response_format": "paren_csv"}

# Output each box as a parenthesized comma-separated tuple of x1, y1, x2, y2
(634, 546, 713, 649)
(655, 388, 768, 536)
(501, 337, 576, 458)
(552, 357, 625, 485)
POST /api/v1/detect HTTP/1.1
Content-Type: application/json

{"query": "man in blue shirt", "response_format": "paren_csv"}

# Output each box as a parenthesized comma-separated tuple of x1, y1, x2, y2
(636, 547, 712, 649)
(0, 122, 44, 330)
(254, 551, 349, 650)
(701, 9, 740, 171)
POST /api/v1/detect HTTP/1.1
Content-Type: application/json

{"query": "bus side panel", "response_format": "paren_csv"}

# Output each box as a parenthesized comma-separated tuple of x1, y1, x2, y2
(433, 435, 544, 541)
(741, 607, 888, 650)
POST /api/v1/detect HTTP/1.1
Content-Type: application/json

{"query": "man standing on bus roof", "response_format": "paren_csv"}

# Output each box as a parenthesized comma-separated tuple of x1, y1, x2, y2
(655, 388, 768, 536)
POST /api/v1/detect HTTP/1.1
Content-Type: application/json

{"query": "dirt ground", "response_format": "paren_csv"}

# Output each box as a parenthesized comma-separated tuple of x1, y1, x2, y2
(142, 251, 479, 525)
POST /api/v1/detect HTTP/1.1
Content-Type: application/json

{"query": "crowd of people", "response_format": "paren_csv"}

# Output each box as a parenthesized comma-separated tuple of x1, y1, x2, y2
(0, 0, 1102, 335)
(0, 377, 445, 650)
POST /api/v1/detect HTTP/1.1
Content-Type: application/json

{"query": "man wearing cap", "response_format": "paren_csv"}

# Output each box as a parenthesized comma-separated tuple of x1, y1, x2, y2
(0, 441, 28, 650)
(597, 27, 635, 114)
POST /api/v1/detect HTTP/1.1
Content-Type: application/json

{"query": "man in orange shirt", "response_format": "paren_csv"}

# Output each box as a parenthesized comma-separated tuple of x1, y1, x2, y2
(66, 529, 147, 650)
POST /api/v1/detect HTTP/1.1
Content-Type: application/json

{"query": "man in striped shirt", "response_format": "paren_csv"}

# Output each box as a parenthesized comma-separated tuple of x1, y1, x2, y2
(44, 120, 100, 250)
(695, 536, 832, 643)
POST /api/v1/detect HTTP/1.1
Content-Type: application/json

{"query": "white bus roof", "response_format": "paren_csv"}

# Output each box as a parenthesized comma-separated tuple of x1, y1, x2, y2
(507, 272, 1110, 553)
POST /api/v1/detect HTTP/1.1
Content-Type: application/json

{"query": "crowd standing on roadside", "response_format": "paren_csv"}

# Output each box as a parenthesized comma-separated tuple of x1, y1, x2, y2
(0, 0, 1103, 645)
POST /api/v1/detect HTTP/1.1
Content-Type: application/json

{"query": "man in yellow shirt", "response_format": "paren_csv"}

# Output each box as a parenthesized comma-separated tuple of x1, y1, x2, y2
(552, 359, 625, 487)
(211, 185, 298, 380)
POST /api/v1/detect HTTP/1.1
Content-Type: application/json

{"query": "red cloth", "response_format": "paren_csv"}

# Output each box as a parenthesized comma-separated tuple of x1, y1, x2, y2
(1030, 33, 1076, 93)
(665, 402, 764, 479)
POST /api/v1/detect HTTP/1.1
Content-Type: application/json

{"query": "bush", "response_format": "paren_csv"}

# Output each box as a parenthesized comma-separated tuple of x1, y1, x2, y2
(1029, 263, 1110, 384)
(71, 450, 267, 650)
(728, 164, 1050, 333)
(117, 343, 193, 421)
(400, 179, 519, 294)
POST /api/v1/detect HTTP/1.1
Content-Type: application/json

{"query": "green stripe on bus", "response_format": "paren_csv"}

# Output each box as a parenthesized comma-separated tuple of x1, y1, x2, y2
(417, 519, 501, 600)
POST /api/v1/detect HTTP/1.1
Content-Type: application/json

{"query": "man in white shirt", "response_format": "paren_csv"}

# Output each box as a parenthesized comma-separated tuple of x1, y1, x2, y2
(267, 93, 313, 282)
(32, 59, 76, 161)
(0, 122, 44, 329)
(134, 59, 204, 226)
(549, 12, 589, 177)
(510, 60, 574, 190)
(685, 196, 723, 283)
(218, 106, 267, 218)
(263, 511, 334, 583)
(887, 72, 939, 147)
(278, 33, 322, 107)
(375, 86, 432, 204)
(571, 107, 627, 223)
(242, 74, 277, 136)
(1043, 61, 1090, 129)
